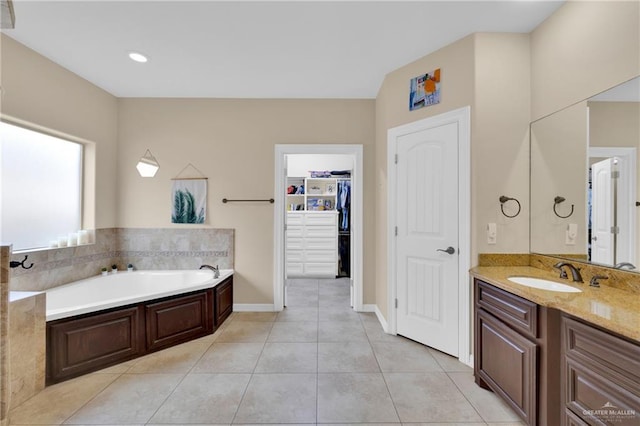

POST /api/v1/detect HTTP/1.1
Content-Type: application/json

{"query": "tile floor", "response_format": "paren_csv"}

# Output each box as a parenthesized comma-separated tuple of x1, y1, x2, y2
(9, 278, 524, 425)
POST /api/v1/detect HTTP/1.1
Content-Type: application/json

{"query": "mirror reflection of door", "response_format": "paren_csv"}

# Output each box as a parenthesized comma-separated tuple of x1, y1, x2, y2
(590, 158, 616, 264)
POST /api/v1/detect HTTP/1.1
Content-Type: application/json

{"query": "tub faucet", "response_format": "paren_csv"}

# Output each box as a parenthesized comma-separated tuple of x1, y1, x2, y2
(614, 262, 636, 270)
(553, 261, 584, 283)
(200, 264, 220, 278)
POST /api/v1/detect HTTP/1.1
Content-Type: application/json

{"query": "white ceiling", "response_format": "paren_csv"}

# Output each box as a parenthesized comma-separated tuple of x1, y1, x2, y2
(3, 0, 564, 98)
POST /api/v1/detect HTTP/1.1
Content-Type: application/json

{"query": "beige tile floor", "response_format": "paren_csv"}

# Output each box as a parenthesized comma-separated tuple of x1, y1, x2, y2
(9, 278, 524, 425)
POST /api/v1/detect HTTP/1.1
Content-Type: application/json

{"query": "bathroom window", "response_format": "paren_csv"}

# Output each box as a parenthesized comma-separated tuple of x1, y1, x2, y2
(0, 121, 83, 251)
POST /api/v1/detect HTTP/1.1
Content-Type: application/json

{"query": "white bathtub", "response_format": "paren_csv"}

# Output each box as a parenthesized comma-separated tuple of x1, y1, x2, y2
(46, 269, 234, 321)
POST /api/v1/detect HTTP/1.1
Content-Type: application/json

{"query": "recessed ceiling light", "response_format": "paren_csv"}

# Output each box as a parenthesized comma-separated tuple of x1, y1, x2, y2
(128, 52, 148, 63)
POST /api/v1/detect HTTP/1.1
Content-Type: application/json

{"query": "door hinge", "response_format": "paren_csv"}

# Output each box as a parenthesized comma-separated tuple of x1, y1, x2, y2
(611, 226, 620, 234)
(395, 298, 398, 309)
(611, 171, 620, 179)
(394, 226, 398, 236)
(395, 154, 398, 164)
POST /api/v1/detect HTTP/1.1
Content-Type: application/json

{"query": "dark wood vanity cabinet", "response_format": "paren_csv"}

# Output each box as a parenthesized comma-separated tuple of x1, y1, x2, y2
(474, 279, 561, 426)
(561, 315, 640, 426)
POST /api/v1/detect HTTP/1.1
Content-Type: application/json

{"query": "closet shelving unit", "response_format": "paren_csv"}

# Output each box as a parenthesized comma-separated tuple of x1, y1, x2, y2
(286, 177, 339, 277)
(286, 177, 338, 211)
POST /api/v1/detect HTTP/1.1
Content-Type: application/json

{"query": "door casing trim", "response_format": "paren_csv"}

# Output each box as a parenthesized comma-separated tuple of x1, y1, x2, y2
(274, 144, 364, 312)
(386, 106, 471, 366)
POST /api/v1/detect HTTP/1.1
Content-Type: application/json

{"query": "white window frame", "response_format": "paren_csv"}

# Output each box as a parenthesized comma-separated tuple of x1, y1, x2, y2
(1, 115, 96, 252)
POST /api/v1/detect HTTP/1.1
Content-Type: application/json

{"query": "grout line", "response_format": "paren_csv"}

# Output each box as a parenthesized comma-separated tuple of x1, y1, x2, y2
(53, 371, 122, 424)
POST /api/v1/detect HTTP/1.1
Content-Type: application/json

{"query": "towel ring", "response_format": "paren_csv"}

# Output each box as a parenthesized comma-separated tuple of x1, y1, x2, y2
(553, 196, 574, 218)
(499, 195, 521, 218)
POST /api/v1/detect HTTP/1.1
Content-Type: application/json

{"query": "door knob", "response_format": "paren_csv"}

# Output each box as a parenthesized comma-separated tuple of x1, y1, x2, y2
(437, 246, 455, 255)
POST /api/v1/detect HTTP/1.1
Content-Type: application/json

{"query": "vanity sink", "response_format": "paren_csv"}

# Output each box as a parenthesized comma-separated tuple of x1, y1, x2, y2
(508, 277, 582, 293)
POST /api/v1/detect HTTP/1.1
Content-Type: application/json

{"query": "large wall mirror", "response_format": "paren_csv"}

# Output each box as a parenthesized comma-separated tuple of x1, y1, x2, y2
(531, 76, 640, 272)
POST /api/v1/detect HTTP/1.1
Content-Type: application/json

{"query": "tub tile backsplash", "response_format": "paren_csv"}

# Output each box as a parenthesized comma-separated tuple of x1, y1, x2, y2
(117, 228, 233, 271)
(9, 228, 234, 292)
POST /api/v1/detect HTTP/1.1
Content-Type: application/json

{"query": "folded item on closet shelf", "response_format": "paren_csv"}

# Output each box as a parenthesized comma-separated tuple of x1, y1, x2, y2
(330, 170, 351, 176)
(310, 170, 332, 178)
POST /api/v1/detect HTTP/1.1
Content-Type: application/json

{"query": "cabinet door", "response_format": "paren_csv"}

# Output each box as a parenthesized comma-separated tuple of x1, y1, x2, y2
(476, 309, 537, 425)
(215, 278, 233, 326)
(146, 290, 213, 352)
(47, 306, 144, 384)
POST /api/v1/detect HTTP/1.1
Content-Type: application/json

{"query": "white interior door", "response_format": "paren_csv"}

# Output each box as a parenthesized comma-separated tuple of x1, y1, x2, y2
(395, 121, 459, 357)
(591, 158, 615, 264)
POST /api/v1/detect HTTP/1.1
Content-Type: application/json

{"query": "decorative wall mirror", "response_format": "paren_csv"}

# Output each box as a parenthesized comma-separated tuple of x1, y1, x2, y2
(530, 76, 640, 272)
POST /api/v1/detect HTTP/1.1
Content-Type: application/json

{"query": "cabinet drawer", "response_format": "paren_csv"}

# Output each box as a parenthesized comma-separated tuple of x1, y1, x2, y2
(305, 225, 336, 238)
(304, 263, 336, 276)
(475, 280, 537, 338)
(286, 226, 303, 238)
(286, 263, 304, 275)
(476, 308, 536, 425)
(286, 237, 303, 250)
(564, 408, 588, 426)
(564, 360, 640, 426)
(305, 250, 336, 262)
(287, 213, 304, 225)
(305, 237, 336, 250)
(306, 213, 337, 226)
(563, 316, 640, 390)
(286, 250, 304, 262)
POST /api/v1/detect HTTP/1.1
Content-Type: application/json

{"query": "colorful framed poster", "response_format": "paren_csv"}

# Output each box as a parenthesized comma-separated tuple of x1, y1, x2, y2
(409, 68, 441, 111)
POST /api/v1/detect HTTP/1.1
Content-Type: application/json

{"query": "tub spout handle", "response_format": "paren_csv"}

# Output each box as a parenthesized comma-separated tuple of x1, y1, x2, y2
(200, 264, 220, 278)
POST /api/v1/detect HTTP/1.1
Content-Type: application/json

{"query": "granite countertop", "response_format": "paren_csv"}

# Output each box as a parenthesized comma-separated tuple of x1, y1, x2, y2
(471, 266, 640, 342)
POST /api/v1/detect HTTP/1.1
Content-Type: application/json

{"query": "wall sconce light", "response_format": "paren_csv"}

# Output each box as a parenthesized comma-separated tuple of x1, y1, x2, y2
(136, 149, 160, 177)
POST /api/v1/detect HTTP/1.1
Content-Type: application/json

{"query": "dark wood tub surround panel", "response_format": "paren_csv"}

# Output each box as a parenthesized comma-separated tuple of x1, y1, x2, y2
(46, 276, 233, 384)
(146, 289, 214, 352)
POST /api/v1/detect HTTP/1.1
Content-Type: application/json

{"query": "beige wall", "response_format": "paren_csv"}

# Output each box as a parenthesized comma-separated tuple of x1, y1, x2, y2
(531, 1, 640, 121)
(474, 33, 531, 256)
(0, 35, 118, 228)
(117, 99, 375, 304)
(374, 33, 532, 322)
(374, 35, 475, 320)
(530, 102, 588, 255)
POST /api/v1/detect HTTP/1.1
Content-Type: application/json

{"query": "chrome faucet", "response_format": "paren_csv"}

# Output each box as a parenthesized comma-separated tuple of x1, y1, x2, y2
(614, 262, 636, 270)
(553, 261, 584, 283)
(200, 264, 220, 278)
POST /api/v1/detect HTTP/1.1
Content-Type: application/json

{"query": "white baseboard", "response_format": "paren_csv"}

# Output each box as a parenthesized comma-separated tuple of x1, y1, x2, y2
(374, 305, 389, 333)
(233, 304, 276, 312)
(360, 304, 376, 313)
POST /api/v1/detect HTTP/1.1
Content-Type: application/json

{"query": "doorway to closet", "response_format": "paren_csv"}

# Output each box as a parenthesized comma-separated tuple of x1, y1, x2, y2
(274, 145, 363, 313)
